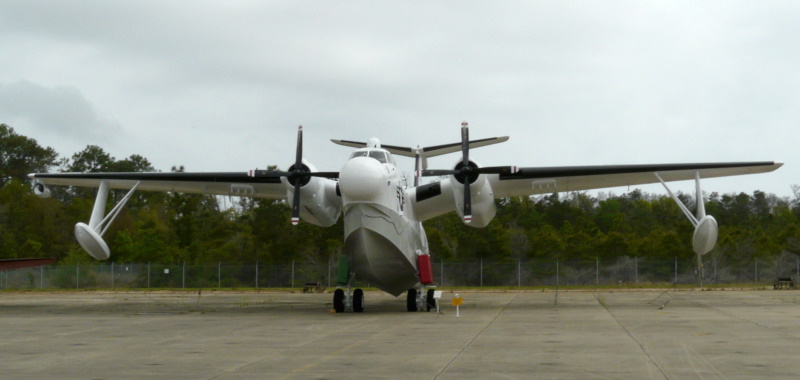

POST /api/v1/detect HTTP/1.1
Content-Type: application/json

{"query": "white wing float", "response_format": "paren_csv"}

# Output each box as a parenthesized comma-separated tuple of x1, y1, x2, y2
(29, 123, 782, 312)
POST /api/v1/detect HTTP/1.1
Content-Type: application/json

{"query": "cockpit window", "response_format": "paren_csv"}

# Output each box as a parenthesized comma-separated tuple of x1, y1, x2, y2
(349, 151, 368, 160)
(349, 150, 393, 165)
(368, 150, 388, 164)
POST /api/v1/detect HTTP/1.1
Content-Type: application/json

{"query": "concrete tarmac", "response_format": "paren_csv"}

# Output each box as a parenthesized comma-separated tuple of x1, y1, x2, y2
(2, 289, 800, 379)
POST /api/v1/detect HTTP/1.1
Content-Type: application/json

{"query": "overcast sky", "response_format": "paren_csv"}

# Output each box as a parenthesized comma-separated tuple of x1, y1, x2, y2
(1, 1, 797, 198)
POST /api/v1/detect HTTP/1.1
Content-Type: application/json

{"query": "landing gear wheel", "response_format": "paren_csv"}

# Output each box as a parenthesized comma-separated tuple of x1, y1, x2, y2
(333, 289, 345, 313)
(407, 288, 418, 312)
(426, 288, 435, 312)
(353, 288, 365, 312)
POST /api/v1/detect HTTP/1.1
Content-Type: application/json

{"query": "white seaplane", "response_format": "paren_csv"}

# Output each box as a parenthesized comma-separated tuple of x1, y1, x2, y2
(29, 123, 782, 312)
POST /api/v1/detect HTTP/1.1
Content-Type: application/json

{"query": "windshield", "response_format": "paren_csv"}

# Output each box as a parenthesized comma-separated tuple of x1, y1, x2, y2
(350, 151, 368, 159)
(350, 150, 391, 164)
(368, 150, 388, 164)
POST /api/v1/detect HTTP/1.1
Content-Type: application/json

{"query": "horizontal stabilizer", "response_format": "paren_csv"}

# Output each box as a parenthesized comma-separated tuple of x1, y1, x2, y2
(331, 136, 509, 158)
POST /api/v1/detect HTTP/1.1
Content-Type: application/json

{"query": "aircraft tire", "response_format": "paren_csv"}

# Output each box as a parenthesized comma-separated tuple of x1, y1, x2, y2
(406, 289, 418, 312)
(426, 288, 435, 312)
(333, 289, 345, 313)
(353, 288, 365, 312)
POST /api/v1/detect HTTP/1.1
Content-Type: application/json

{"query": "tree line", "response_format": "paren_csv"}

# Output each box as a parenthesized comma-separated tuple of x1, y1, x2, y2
(2, 123, 799, 267)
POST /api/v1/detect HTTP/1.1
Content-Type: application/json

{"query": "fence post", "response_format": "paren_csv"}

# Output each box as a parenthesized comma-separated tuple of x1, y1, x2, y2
(635, 256, 638, 286)
(701, 259, 705, 280)
(556, 257, 560, 287)
(480, 259, 483, 287)
(596, 257, 599, 285)
(218, 262, 221, 288)
(255, 261, 259, 289)
(755, 258, 758, 284)
(714, 257, 717, 285)
(441, 259, 444, 286)
(40, 266, 44, 289)
(292, 261, 295, 288)
(518, 259, 521, 287)
(674, 257, 678, 283)
(182, 262, 185, 289)
(147, 262, 150, 288)
(111, 262, 114, 289)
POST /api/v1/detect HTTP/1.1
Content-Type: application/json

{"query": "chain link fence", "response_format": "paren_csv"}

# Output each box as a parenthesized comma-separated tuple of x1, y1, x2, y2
(2, 253, 799, 290)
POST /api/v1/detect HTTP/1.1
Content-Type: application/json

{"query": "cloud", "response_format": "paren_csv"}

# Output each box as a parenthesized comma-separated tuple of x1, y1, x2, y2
(0, 2, 795, 195)
(0, 81, 121, 140)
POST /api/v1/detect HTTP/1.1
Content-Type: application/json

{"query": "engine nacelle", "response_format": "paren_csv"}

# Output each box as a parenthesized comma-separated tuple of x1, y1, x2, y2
(33, 183, 51, 198)
(282, 160, 342, 227)
(692, 215, 718, 256)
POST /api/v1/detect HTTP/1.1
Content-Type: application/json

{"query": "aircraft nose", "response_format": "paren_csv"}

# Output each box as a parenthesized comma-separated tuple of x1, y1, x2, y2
(339, 157, 387, 201)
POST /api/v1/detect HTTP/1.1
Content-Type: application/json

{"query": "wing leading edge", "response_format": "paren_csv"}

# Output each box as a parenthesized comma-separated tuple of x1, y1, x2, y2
(491, 161, 783, 197)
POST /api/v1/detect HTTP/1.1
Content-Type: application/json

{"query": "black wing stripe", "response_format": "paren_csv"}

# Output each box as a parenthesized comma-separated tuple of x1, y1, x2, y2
(32, 172, 283, 184)
(499, 162, 777, 180)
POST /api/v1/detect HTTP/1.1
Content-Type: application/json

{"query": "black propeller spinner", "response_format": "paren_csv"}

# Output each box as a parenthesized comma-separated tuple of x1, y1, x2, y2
(248, 125, 338, 225)
(419, 122, 516, 223)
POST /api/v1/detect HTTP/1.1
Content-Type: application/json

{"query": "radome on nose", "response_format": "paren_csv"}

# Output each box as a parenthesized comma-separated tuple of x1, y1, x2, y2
(339, 156, 386, 201)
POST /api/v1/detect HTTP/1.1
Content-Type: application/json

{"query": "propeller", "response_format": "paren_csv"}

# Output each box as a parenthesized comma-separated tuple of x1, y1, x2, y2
(418, 122, 517, 223)
(248, 125, 338, 225)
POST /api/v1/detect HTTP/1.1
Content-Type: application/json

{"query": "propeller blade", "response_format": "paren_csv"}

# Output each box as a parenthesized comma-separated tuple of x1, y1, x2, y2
(291, 125, 304, 225)
(461, 122, 469, 164)
(248, 169, 290, 178)
(295, 125, 303, 169)
(309, 171, 340, 179)
(461, 122, 472, 223)
(463, 180, 472, 223)
(419, 169, 459, 177)
(476, 166, 518, 175)
(291, 182, 301, 225)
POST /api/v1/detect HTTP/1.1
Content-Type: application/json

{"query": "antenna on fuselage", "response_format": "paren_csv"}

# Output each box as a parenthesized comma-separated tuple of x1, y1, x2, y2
(366, 137, 381, 148)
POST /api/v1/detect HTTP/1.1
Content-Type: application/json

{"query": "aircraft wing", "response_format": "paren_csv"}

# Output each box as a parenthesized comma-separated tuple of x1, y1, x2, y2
(491, 161, 783, 197)
(28, 171, 290, 199)
(410, 161, 782, 223)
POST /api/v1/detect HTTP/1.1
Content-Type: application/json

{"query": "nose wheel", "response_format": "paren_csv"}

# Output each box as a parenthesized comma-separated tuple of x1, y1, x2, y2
(333, 286, 365, 313)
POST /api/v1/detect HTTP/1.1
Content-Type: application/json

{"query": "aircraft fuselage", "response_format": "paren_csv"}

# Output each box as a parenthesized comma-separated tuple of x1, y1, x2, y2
(337, 147, 427, 296)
